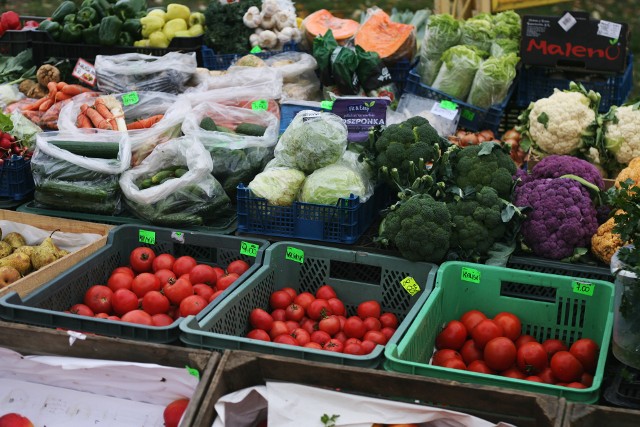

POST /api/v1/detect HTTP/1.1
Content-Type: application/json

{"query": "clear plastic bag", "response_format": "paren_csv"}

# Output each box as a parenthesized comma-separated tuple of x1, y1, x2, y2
(248, 167, 306, 206)
(119, 136, 231, 226)
(298, 160, 373, 205)
(95, 52, 197, 94)
(467, 54, 518, 109)
(184, 66, 283, 101)
(432, 45, 484, 100)
(417, 14, 462, 86)
(265, 52, 321, 102)
(57, 91, 187, 167)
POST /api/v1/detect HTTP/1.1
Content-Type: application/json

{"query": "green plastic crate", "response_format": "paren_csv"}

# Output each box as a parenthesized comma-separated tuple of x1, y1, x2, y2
(180, 241, 437, 368)
(384, 261, 615, 403)
(0, 225, 269, 344)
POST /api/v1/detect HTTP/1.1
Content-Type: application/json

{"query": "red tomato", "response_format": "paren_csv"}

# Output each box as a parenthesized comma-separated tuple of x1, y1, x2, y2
(324, 338, 344, 352)
(538, 367, 557, 384)
(581, 372, 594, 387)
(271, 308, 286, 322)
(179, 295, 208, 317)
(151, 313, 175, 327)
(108, 315, 121, 321)
(493, 312, 522, 342)
(249, 308, 274, 331)
(436, 320, 468, 350)
(307, 298, 332, 320)
(363, 330, 387, 345)
(129, 247, 156, 273)
(542, 339, 568, 359)
(189, 264, 218, 287)
(284, 303, 305, 322)
(227, 259, 250, 276)
(442, 358, 467, 370)
(112, 289, 139, 316)
(121, 310, 153, 325)
(515, 334, 538, 349)
(84, 285, 113, 314)
(569, 338, 599, 374)
(525, 376, 543, 383)
(516, 341, 548, 375)
(193, 284, 215, 301)
(131, 272, 161, 298)
(310, 330, 332, 346)
(154, 269, 177, 286)
(112, 266, 135, 278)
(467, 360, 496, 375)
(95, 312, 109, 319)
(550, 351, 584, 383)
(318, 315, 341, 336)
(274, 334, 298, 346)
(567, 382, 587, 389)
(247, 329, 271, 341)
(484, 337, 517, 371)
(357, 300, 381, 319)
(269, 320, 289, 339)
(217, 273, 239, 291)
(304, 342, 323, 349)
(164, 398, 190, 427)
(107, 272, 133, 292)
(285, 320, 299, 333)
(343, 316, 366, 339)
(270, 290, 293, 310)
(209, 290, 224, 302)
(334, 331, 348, 343)
(69, 303, 94, 316)
(281, 287, 297, 299)
(363, 317, 382, 331)
(501, 366, 527, 380)
(293, 292, 315, 310)
(326, 297, 346, 316)
(212, 266, 225, 281)
(142, 290, 170, 316)
(471, 319, 504, 349)
(162, 277, 194, 305)
(460, 339, 483, 365)
(345, 338, 362, 346)
(172, 256, 197, 277)
(432, 349, 463, 366)
(315, 284, 337, 300)
(380, 312, 399, 329)
(361, 340, 376, 354)
(460, 310, 487, 335)
(344, 342, 364, 355)
(290, 328, 311, 345)
(152, 253, 175, 273)
(381, 327, 396, 342)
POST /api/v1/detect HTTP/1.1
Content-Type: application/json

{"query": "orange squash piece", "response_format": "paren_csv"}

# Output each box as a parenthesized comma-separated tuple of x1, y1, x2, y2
(303, 9, 359, 42)
(355, 9, 416, 62)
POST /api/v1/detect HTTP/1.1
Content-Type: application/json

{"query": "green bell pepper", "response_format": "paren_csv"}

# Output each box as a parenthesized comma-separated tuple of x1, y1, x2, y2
(135, 10, 147, 19)
(82, 24, 101, 44)
(82, 0, 112, 19)
(38, 20, 63, 41)
(122, 18, 142, 38)
(114, 0, 147, 21)
(60, 23, 83, 43)
(51, 0, 77, 23)
(76, 7, 98, 27)
(63, 14, 76, 25)
(118, 32, 134, 46)
(98, 15, 123, 46)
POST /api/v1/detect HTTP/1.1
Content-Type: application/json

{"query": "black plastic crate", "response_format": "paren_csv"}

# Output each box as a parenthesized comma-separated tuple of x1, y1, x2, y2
(506, 255, 613, 283)
(201, 42, 299, 70)
(0, 16, 45, 56)
(0, 156, 34, 201)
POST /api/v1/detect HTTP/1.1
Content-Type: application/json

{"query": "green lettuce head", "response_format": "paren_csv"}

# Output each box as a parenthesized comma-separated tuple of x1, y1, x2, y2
(299, 164, 368, 205)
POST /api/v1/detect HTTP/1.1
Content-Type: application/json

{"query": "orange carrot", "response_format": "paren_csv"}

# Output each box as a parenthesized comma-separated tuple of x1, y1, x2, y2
(55, 92, 72, 102)
(126, 114, 164, 130)
(81, 104, 112, 130)
(21, 110, 42, 125)
(94, 98, 117, 129)
(76, 111, 92, 128)
(56, 81, 67, 91)
(62, 84, 91, 96)
(23, 97, 48, 111)
(39, 98, 54, 112)
(47, 82, 57, 100)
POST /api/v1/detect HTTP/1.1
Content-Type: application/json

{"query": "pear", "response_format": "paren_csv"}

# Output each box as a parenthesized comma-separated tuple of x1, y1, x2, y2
(31, 237, 60, 271)
(3, 232, 27, 249)
(0, 252, 31, 275)
(0, 266, 21, 289)
(13, 245, 35, 258)
(0, 241, 13, 258)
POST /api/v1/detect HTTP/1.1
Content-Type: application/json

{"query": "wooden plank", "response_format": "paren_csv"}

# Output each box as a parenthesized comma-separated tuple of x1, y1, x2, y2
(195, 350, 565, 427)
(565, 402, 640, 427)
(492, 0, 571, 12)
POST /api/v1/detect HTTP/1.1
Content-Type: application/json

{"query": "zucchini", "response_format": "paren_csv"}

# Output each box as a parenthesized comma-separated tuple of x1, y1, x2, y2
(49, 140, 120, 159)
(199, 117, 217, 131)
(235, 122, 267, 137)
(37, 180, 119, 202)
(152, 212, 204, 227)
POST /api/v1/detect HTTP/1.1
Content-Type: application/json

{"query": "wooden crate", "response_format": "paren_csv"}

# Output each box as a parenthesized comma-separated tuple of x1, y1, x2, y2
(564, 402, 640, 427)
(0, 209, 112, 298)
(196, 350, 565, 427)
(434, 0, 572, 19)
(0, 320, 219, 426)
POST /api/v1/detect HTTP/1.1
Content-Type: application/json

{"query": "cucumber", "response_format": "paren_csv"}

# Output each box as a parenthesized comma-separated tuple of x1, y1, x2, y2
(174, 168, 188, 178)
(200, 117, 217, 132)
(49, 140, 120, 159)
(235, 122, 267, 137)
(151, 169, 175, 184)
(139, 178, 152, 189)
(216, 125, 235, 134)
(37, 180, 118, 202)
(35, 191, 119, 215)
(159, 176, 176, 184)
(152, 212, 204, 226)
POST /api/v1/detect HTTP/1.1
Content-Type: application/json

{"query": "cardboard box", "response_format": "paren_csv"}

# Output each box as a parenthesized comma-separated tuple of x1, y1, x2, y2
(520, 12, 629, 73)
(0, 210, 112, 298)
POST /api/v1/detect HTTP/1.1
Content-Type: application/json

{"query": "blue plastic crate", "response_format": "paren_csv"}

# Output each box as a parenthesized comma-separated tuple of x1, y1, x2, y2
(0, 156, 34, 201)
(404, 67, 516, 134)
(387, 58, 416, 96)
(236, 184, 388, 244)
(201, 43, 300, 70)
(279, 101, 332, 134)
(515, 55, 634, 112)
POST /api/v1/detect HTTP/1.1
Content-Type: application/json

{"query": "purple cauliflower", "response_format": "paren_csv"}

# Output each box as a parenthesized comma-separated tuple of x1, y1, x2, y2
(514, 177, 599, 260)
(530, 155, 605, 190)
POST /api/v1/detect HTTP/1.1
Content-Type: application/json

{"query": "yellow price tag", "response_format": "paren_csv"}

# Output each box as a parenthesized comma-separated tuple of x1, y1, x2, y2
(401, 276, 421, 296)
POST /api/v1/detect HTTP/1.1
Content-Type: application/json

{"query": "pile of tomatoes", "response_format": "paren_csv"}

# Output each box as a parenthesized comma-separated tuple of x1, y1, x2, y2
(247, 284, 399, 355)
(432, 310, 599, 388)
(66, 246, 250, 326)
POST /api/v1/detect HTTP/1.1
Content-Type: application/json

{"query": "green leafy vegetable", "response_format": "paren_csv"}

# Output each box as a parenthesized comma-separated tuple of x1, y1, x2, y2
(432, 45, 485, 100)
(417, 14, 462, 86)
(467, 53, 519, 109)
(299, 164, 368, 205)
(247, 167, 306, 206)
(460, 18, 495, 52)
(204, 0, 261, 54)
(0, 49, 36, 85)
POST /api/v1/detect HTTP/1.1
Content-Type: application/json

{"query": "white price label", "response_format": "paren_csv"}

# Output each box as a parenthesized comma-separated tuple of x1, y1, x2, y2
(430, 102, 459, 121)
(597, 20, 622, 40)
(71, 58, 96, 87)
(558, 13, 577, 32)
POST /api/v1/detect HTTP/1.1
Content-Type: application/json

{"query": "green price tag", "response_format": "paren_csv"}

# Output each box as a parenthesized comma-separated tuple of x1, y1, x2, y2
(251, 99, 268, 111)
(240, 241, 259, 257)
(285, 246, 304, 263)
(461, 109, 475, 121)
(185, 365, 200, 380)
(401, 276, 421, 296)
(250, 46, 263, 53)
(461, 267, 481, 284)
(320, 100, 334, 110)
(138, 229, 156, 245)
(572, 281, 595, 297)
(122, 91, 139, 106)
(440, 100, 458, 110)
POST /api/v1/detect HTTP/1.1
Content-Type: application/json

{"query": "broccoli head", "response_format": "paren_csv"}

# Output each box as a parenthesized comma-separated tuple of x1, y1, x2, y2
(530, 154, 605, 190)
(379, 193, 452, 263)
(447, 186, 507, 257)
(514, 177, 599, 260)
(453, 142, 517, 198)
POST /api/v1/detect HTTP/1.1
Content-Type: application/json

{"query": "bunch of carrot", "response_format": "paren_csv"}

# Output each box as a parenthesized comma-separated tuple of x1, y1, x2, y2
(20, 82, 96, 130)
(76, 97, 164, 131)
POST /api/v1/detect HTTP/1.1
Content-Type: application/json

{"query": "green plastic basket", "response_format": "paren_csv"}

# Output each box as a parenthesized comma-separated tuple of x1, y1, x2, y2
(0, 225, 269, 344)
(384, 261, 615, 403)
(180, 241, 437, 368)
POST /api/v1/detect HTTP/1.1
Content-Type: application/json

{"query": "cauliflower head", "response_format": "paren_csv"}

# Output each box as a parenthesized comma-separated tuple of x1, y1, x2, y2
(527, 90, 596, 155)
(615, 157, 640, 188)
(531, 154, 605, 190)
(591, 214, 624, 264)
(605, 105, 640, 165)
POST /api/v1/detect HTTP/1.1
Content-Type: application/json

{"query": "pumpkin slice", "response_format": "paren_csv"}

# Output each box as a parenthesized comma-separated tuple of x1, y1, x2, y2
(303, 9, 359, 42)
(355, 9, 416, 62)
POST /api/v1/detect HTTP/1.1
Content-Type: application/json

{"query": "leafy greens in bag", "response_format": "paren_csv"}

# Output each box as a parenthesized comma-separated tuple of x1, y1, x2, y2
(467, 53, 519, 109)
(432, 45, 485, 100)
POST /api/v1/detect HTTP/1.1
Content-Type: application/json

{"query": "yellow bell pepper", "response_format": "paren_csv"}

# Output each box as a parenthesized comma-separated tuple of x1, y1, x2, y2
(188, 12, 205, 28)
(174, 30, 191, 38)
(162, 18, 188, 42)
(188, 24, 204, 37)
(165, 4, 190, 22)
(140, 15, 164, 38)
(134, 39, 150, 47)
(148, 31, 169, 48)
(147, 9, 166, 22)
